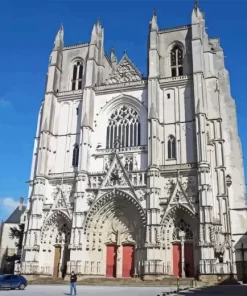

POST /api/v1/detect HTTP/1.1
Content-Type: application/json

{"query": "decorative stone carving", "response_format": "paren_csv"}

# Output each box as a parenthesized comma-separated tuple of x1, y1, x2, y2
(210, 225, 225, 253)
(123, 155, 134, 171)
(136, 189, 147, 202)
(87, 192, 96, 206)
(105, 56, 142, 85)
(164, 178, 176, 197)
(182, 177, 197, 197)
(173, 219, 193, 241)
(104, 155, 114, 172)
(105, 164, 126, 186)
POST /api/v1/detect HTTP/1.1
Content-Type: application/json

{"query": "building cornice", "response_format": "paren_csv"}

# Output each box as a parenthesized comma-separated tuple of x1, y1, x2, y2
(159, 74, 193, 88)
(63, 42, 89, 51)
(95, 80, 147, 94)
(159, 24, 191, 34)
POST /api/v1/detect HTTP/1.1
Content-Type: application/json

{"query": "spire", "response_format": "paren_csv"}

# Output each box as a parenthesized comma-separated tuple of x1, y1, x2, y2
(91, 24, 97, 43)
(110, 47, 117, 69)
(192, 0, 204, 22)
(150, 9, 158, 31)
(96, 18, 102, 34)
(53, 24, 64, 50)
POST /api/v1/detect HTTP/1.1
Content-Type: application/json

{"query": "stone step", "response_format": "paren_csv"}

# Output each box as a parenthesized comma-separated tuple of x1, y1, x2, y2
(28, 276, 201, 286)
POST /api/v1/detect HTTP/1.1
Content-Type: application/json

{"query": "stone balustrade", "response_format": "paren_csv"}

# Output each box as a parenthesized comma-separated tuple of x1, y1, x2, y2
(67, 261, 102, 275)
(20, 262, 51, 275)
(88, 171, 146, 189)
(199, 261, 232, 274)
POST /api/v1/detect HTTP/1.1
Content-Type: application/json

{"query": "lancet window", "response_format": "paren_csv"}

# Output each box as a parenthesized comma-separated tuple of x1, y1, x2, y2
(71, 61, 83, 90)
(106, 106, 141, 149)
(170, 45, 183, 77)
(72, 144, 79, 167)
(167, 135, 176, 159)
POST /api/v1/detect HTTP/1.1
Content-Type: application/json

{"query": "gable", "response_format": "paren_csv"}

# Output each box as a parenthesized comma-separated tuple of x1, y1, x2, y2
(99, 153, 132, 190)
(166, 178, 195, 213)
(105, 54, 142, 85)
(45, 186, 71, 221)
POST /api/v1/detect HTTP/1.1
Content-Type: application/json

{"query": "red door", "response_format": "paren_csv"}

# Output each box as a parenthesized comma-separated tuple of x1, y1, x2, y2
(184, 243, 194, 277)
(122, 245, 134, 277)
(173, 243, 181, 277)
(106, 245, 117, 277)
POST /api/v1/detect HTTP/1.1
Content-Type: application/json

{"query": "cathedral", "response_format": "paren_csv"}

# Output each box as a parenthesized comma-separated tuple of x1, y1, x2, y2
(20, 3, 247, 282)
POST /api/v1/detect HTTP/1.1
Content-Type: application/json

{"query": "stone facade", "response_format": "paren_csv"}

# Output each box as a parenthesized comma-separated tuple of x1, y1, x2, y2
(21, 5, 247, 280)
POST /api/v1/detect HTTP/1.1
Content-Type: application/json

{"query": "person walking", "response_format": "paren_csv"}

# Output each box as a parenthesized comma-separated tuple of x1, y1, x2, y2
(70, 271, 77, 295)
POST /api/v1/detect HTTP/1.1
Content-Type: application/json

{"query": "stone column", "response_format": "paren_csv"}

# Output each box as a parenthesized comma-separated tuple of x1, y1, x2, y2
(179, 231, 186, 278)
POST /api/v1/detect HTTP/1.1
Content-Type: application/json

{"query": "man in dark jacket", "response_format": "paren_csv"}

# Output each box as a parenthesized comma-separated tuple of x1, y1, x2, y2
(70, 271, 77, 295)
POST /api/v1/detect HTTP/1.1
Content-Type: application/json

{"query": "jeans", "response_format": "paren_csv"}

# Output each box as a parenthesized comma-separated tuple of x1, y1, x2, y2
(70, 282, 76, 295)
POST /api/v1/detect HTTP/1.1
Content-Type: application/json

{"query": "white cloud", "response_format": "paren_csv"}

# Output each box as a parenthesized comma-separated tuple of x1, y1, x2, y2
(0, 197, 19, 214)
(0, 97, 12, 108)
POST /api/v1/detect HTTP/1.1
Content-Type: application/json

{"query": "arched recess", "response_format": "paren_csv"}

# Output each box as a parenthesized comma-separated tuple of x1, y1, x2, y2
(83, 189, 146, 276)
(165, 41, 185, 78)
(40, 211, 72, 277)
(67, 57, 84, 91)
(94, 94, 148, 148)
(160, 204, 198, 277)
(41, 210, 72, 245)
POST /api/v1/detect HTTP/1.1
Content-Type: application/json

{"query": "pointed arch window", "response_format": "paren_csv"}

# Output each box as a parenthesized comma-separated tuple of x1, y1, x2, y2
(106, 106, 141, 149)
(72, 144, 79, 167)
(71, 61, 83, 90)
(170, 45, 183, 77)
(167, 135, 176, 159)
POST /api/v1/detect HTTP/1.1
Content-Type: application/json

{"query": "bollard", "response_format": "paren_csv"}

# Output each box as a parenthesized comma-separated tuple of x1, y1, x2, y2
(177, 276, 180, 292)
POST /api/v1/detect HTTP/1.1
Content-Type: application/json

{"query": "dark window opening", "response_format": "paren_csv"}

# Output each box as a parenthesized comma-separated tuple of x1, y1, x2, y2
(71, 61, 83, 91)
(76, 108, 79, 115)
(72, 144, 79, 167)
(167, 135, 176, 159)
(170, 45, 183, 77)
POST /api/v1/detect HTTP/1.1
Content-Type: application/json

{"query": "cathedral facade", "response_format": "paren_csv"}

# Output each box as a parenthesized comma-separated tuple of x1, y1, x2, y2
(21, 4, 247, 281)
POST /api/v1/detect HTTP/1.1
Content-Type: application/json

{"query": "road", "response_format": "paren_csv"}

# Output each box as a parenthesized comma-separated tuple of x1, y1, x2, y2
(1, 284, 247, 295)
(179, 284, 247, 295)
(0, 285, 177, 296)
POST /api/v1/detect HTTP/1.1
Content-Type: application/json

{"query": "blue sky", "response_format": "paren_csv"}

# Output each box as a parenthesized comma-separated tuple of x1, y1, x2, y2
(0, 0, 246, 221)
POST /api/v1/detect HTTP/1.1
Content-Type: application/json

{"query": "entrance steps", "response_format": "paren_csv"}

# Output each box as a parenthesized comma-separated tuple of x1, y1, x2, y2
(28, 276, 204, 287)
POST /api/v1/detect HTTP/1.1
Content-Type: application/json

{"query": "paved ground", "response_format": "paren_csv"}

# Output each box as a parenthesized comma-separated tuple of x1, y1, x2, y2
(178, 284, 247, 295)
(0, 285, 177, 296)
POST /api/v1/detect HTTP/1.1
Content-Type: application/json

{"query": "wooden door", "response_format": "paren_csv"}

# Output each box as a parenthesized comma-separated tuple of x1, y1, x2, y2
(53, 246, 61, 278)
(122, 245, 134, 278)
(173, 243, 181, 277)
(106, 245, 117, 277)
(184, 243, 194, 277)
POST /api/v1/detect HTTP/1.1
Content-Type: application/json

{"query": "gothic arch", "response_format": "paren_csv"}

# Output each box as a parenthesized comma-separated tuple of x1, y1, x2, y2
(165, 41, 185, 78)
(83, 189, 146, 253)
(68, 57, 84, 91)
(84, 189, 146, 233)
(161, 204, 198, 247)
(41, 210, 72, 244)
(94, 94, 148, 148)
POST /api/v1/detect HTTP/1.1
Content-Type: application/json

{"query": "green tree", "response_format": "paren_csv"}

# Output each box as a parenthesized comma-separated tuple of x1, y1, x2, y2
(9, 224, 24, 250)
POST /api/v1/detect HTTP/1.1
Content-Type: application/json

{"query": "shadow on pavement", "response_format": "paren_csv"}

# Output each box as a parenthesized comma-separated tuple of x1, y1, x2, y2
(178, 276, 247, 295)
